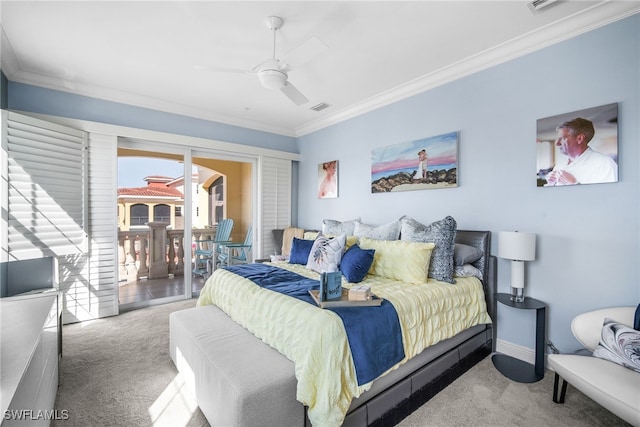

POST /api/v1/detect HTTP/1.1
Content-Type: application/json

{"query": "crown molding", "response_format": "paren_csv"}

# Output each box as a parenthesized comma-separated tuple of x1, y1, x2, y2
(294, 1, 640, 137)
(3, 22, 266, 140)
(3, 2, 638, 139)
(0, 56, 297, 138)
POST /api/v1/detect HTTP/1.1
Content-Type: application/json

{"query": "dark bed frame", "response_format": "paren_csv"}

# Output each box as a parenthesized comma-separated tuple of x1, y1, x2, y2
(280, 229, 496, 426)
(335, 230, 496, 427)
(174, 230, 496, 427)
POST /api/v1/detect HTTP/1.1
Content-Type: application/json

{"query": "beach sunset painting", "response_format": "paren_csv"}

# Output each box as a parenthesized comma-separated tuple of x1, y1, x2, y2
(371, 131, 458, 193)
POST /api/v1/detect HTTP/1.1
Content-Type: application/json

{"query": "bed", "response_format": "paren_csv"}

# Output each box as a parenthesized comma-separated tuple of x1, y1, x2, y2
(170, 224, 496, 427)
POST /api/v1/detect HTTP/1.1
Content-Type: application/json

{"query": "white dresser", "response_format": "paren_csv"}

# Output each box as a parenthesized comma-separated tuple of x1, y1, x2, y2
(1, 291, 61, 426)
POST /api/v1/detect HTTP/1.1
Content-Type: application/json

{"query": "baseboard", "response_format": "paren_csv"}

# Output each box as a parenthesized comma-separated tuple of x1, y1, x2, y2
(495, 339, 536, 364)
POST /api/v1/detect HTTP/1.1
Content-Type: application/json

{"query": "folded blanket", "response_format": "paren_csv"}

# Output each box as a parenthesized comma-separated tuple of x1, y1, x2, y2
(282, 227, 305, 257)
(593, 317, 640, 373)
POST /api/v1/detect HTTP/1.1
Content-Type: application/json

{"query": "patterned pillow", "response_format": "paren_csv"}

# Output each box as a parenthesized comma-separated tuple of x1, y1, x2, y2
(323, 234, 359, 250)
(322, 218, 360, 236)
(359, 237, 435, 285)
(306, 233, 347, 273)
(454, 264, 483, 280)
(592, 318, 640, 373)
(353, 220, 401, 240)
(399, 215, 457, 284)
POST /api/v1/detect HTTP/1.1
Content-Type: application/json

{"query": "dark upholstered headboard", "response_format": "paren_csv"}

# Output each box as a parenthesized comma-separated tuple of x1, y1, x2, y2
(455, 230, 496, 350)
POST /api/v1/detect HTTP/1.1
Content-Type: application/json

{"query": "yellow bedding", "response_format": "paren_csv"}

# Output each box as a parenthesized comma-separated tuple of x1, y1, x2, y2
(197, 262, 491, 427)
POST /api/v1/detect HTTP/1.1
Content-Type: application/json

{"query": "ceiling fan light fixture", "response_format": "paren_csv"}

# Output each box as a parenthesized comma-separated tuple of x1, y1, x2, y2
(258, 68, 287, 90)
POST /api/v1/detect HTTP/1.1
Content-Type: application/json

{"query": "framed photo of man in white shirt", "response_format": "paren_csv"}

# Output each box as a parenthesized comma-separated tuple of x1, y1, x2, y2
(536, 103, 618, 187)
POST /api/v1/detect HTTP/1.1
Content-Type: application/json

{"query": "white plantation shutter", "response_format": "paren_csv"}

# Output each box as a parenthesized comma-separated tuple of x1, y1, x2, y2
(82, 132, 118, 320)
(3, 112, 118, 322)
(259, 156, 291, 258)
(5, 112, 87, 260)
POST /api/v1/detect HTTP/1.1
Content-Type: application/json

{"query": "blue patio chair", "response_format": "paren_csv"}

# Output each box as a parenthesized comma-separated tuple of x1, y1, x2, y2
(193, 218, 234, 278)
(218, 225, 253, 267)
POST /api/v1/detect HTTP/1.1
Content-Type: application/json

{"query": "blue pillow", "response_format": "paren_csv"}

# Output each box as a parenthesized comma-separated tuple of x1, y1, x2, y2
(340, 244, 375, 283)
(289, 237, 314, 265)
(634, 303, 640, 330)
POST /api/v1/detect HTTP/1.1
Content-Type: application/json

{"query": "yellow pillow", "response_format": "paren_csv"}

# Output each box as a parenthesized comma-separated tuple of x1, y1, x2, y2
(303, 231, 319, 240)
(346, 235, 359, 249)
(359, 237, 435, 284)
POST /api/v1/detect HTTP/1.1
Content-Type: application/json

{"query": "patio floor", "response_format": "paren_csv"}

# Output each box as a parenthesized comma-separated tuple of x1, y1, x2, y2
(118, 274, 207, 305)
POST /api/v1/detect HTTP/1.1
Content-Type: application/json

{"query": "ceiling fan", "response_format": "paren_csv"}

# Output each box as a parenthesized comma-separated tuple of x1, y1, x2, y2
(254, 16, 309, 106)
(205, 16, 315, 106)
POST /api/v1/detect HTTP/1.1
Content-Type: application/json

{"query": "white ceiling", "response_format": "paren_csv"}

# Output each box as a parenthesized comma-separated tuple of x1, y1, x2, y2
(1, 1, 638, 137)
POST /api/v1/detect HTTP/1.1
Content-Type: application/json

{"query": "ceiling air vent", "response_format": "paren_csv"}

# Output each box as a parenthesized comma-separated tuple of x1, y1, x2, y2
(527, 0, 559, 14)
(310, 102, 330, 112)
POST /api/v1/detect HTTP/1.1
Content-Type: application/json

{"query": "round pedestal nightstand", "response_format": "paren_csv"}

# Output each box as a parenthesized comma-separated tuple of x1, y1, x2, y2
(492, 292, 546, 383)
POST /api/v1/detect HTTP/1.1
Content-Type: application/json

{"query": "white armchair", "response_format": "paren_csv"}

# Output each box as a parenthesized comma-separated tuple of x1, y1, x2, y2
(548, 307, 640, 427)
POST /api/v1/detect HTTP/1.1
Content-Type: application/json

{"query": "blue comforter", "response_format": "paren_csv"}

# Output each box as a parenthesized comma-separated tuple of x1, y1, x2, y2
(225, 263, 405, 385)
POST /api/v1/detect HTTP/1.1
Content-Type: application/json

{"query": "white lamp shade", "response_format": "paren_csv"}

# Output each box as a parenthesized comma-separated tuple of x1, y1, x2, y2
(498, 231, 536, 261)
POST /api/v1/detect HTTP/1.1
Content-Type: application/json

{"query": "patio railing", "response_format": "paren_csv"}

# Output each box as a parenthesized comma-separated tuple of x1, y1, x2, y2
(118, 225, 218, 283)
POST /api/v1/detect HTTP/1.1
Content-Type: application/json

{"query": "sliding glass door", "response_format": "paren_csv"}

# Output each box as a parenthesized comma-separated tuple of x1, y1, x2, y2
(117, 143, 192, 309)
(116, 142, 257, 310)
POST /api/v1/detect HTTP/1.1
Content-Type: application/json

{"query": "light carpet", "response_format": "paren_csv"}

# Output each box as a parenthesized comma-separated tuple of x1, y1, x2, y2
(53, 299, 628, 427)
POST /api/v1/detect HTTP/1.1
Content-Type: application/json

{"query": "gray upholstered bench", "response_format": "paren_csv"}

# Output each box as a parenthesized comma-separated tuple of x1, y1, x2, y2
(169, 305, 304, 426)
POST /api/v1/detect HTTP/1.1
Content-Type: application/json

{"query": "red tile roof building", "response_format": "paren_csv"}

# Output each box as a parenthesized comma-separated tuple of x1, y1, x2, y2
(117, 176, 186, 231)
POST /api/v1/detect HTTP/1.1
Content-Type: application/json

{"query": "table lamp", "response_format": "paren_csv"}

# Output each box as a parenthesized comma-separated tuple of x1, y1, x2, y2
(498, 231, 536, 302)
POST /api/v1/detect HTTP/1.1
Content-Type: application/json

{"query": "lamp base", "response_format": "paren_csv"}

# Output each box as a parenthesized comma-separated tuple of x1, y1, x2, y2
(510, 287, 524, 303)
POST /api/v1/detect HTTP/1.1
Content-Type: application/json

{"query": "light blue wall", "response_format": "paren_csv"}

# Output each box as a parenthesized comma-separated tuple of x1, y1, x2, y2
(7, 82, 298, 153)
(4, 15, 638, 354)
(1, 71, 7, 109)
(296, 15, 640, 353)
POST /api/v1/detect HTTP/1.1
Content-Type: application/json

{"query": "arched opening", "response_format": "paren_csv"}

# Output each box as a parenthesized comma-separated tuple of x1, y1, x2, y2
(130, 204, 149, 226)
(153, 204, 170, 223)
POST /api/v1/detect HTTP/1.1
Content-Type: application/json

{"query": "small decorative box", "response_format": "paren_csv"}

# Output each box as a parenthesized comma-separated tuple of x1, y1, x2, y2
(348, 285, 371, 301)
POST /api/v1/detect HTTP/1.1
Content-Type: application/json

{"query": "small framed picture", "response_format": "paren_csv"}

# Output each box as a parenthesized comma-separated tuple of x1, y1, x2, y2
(317, 160, 338, 199)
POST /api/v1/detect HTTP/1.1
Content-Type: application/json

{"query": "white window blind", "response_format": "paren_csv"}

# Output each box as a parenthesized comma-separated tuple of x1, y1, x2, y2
(259, 156, 291, 258)
(5, 112, 87, 260)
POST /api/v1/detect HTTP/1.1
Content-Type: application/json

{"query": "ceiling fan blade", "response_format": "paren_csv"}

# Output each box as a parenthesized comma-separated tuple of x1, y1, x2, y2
(280, 36, 328, 68)
(195, 64, 250, 75)
(280, 81, 309, 106)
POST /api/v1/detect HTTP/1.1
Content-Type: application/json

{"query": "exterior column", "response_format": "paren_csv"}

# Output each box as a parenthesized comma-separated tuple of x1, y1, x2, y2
(147, 222, 169, 279)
